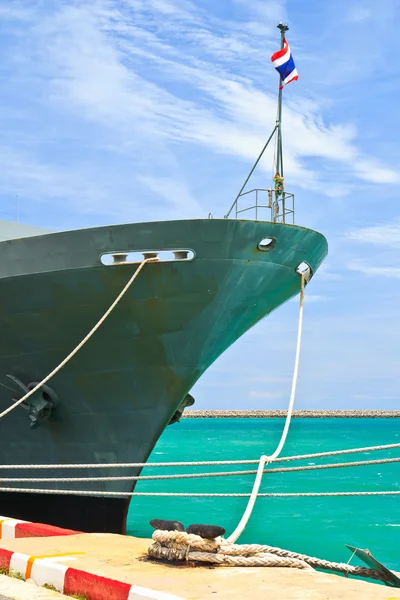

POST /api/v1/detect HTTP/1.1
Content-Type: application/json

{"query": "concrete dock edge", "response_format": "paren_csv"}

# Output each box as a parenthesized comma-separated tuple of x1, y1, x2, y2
(0, 533, 185, 600)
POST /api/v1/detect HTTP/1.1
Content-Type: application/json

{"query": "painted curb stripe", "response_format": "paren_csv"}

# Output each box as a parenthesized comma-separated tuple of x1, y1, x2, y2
(0, 546, 185, 599)
(3, 520, 27, 539)
(64, 567, 132, 600)
(9, 551, 28, 577)
(0, 547, 13, 570)
(0, 518, 28, 539)
(26, 553, 84, 579)
(31, 560, 69, 590)
(16, 521, 80, 538)
(0, 516, 81, 539)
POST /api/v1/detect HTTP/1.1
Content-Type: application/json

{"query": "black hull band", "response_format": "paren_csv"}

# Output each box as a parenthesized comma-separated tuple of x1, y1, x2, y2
(0, 492, 129, 534)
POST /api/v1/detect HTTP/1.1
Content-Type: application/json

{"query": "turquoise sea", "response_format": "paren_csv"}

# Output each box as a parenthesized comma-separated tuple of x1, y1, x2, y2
(127, 418, 400, 571)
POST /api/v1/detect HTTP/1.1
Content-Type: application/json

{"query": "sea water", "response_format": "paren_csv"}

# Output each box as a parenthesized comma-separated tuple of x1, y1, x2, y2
(127, 418, 400, 570)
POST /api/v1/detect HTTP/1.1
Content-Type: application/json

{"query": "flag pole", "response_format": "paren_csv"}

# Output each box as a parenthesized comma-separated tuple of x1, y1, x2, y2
(276, 22, 288, 179)
(275, 22, 288, 223)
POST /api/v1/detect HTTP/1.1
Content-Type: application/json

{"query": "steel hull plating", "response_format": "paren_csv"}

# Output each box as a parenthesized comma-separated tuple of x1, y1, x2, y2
(0, 219, 327, 532)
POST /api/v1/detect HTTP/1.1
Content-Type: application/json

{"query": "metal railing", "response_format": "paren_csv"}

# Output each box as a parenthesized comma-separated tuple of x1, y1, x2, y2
(228, 187, 295, 224)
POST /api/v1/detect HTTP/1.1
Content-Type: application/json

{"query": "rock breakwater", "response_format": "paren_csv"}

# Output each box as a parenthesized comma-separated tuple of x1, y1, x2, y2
(183, 410, 400, 418)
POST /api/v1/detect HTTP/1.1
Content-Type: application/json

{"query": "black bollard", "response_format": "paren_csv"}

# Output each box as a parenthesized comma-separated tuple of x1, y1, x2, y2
(150, 519, 185, 532)
(186, 524, 226, 539)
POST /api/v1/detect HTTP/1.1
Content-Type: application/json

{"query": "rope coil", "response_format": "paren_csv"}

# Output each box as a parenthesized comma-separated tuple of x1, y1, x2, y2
(148, 530, 313, 570)
(148, 530, 398, 583)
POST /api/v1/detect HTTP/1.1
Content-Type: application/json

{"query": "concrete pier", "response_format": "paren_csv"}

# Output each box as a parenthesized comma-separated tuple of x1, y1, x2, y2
(0, 532, 398, 600)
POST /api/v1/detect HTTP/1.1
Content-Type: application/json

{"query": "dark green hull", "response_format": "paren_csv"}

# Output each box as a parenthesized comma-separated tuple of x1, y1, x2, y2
(0, 218, 327, 532)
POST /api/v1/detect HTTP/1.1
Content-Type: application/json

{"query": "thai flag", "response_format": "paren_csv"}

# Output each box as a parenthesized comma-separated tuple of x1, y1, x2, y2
(271, 38, 298, 89)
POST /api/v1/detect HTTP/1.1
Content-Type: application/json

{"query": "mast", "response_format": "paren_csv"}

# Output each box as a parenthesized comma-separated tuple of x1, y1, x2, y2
(225, 22, 295, 224)
(276, 22, 288, 180)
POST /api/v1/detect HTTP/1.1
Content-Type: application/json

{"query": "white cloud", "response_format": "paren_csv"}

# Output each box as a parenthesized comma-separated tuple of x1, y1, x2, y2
(127, 0, 201, 21)
(138, 176, 202, 217)
(233, 0, 286, 22)
(348, 262, 400, 278)
(0, 0, 398, 223)
(0, 144, 143, 219)
(0, 5, 32, 20)
(353, 160, 400, 184)
(347, 222, 400, 248)
(29, 0, 400, 199)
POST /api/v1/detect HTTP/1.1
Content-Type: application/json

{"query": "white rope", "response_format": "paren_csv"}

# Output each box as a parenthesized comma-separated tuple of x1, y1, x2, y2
(0, 441, 398, 470)
(227, 273, 305, 543)
(151, 545, 314, 570)
(149, 531, 396, 584)
(273, 441, 400, 463)
(1, 455, 398, 483)
(0, 487, 398, 497)
(0, 258, 157, 420)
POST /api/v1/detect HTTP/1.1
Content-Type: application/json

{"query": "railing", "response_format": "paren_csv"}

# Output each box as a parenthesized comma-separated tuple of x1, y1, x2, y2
(227, 187, 295, 224)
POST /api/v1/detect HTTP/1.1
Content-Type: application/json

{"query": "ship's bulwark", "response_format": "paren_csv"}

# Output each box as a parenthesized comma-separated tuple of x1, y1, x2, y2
(0, 219, 327, 533)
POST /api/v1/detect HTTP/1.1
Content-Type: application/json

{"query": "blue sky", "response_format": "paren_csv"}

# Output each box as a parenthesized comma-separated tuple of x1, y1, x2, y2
(1, 0, 400, 409)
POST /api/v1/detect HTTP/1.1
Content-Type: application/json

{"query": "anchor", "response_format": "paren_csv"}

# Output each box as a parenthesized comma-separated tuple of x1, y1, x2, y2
(168, 393, 195, 425)
(6, 375, 59, 429)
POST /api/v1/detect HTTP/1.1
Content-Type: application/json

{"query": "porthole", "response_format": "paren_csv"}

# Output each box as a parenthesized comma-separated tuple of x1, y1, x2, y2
(258, 238, 276, 251)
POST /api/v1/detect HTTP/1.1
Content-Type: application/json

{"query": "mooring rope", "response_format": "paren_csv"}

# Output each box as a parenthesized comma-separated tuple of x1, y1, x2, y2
(227, 272, 305, 543)
(0, 441, 398, 470)
(0, 258, 158, 420)
(148, 530, 398, 584)
(0, 455, 398, 483)
(0, 487, 398, 497)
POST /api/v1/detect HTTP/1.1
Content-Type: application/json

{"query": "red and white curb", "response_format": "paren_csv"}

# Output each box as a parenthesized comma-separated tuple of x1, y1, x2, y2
(0, 547, 184, 600)
(0, 516, 80, 539)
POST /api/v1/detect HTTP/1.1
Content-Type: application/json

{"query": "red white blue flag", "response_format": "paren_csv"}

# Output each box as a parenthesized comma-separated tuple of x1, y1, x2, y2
(271, 38, 298, 89)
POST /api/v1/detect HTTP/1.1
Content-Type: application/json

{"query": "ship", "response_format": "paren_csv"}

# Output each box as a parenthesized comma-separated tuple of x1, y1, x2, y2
(0, 23, 327, 534)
